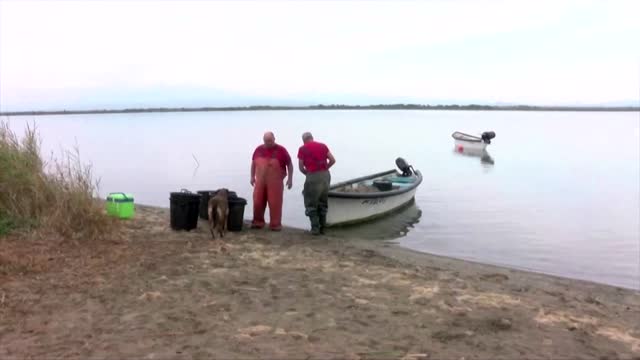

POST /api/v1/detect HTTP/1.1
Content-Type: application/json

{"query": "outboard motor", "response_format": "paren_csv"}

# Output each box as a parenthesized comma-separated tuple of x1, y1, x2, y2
(395, 157, 414, 177)
(481, 131, 496, 144)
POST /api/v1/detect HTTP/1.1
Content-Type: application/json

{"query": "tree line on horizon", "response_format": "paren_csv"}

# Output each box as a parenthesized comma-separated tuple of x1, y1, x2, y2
(1, 103, 638, 116)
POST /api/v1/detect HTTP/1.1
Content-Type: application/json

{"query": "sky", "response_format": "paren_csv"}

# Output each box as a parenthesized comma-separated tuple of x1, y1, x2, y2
(1, 0, 639, 111)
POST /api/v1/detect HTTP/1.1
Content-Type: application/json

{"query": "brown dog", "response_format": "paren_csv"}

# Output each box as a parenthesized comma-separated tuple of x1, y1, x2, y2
(208, 188, 229, 239)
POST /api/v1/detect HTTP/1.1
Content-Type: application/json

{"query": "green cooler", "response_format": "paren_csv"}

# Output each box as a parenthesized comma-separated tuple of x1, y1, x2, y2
(106, 192, 135, 219)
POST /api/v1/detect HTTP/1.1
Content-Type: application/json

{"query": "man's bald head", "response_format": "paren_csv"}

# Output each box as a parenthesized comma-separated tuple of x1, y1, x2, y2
(263, 131, 275, 148)
(302, 132, 313, 143)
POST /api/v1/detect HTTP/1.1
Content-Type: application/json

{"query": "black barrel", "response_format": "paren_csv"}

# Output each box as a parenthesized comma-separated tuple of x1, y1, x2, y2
(197, 190, 238, 220)
(170, 190, 201, 231)
(197, 190, 216, 220)
(227, 197, 248, 232)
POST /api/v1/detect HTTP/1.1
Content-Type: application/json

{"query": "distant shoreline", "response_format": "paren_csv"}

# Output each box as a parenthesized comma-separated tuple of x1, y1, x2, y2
(1, 104, 638, 116)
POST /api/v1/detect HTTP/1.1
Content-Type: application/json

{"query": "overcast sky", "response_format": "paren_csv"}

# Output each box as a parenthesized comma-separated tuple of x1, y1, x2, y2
(1, 0, 639, 111)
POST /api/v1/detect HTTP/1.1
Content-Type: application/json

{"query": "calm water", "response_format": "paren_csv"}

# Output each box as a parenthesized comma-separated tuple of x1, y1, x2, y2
(3, 110, 639, 290)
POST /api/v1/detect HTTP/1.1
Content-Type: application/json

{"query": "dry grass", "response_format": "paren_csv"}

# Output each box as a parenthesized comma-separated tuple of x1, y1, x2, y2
(0, 120, 120, 242)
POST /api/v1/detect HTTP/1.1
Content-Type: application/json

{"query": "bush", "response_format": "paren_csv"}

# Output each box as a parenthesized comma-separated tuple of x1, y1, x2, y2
(0, 120, 119, 241)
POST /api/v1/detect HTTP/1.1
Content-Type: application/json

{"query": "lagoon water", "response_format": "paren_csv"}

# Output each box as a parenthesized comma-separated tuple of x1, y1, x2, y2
(3, 110, 639, 289)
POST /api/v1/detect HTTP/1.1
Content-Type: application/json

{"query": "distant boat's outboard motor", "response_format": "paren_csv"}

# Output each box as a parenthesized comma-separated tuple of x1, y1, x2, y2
(395, 157, 414, 177)
(481, 131, 496, 144)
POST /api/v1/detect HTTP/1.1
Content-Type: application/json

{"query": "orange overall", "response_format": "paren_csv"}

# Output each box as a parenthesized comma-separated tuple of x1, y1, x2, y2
(252, 151, 286, 230)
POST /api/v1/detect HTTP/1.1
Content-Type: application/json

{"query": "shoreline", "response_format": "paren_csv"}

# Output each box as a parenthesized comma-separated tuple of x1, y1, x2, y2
(356, 237, 640, 294)
(365, 238, 640, 293)
(1, 204, 639, 358)
(137, 202, 637, 292)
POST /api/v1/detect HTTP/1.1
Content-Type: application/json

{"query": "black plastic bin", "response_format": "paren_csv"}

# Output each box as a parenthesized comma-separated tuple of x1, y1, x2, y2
(197, 190, 237, 220)
(227, 197, 247, 232)
(170, 191, 201, 231)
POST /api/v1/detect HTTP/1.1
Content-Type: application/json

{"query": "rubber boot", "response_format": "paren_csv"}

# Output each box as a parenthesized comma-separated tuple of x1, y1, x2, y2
(318, 212, 327, 234)
(309, 214, 321, 235)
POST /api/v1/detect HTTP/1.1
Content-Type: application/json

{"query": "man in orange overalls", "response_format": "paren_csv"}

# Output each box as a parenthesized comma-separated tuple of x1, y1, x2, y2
(250, 131, 293, 231)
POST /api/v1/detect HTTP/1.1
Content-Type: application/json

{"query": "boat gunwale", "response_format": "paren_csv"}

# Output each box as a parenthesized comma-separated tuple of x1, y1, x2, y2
(328, 169, 423, 199)
(452, 131, 484, 143)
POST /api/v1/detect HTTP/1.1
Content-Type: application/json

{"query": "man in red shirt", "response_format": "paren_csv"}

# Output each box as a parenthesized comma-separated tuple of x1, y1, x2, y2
(250, 131, 293, 231)
(297, 132, 336, 235)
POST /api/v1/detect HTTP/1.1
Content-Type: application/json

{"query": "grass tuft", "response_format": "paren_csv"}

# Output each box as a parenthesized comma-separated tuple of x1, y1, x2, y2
(0, 119, 119, 242)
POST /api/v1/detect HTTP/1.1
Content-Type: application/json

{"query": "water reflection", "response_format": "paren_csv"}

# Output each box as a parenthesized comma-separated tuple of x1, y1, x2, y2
(452, 146, 495, 166)
(327, 199, 422, 240)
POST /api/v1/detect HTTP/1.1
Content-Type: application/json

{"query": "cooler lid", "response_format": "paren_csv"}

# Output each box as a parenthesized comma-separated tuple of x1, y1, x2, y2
(107, 192, 134, 202)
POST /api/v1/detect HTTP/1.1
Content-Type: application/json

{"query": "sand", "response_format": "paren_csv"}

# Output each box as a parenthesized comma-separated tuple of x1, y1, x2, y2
(1, 204, 639, 359)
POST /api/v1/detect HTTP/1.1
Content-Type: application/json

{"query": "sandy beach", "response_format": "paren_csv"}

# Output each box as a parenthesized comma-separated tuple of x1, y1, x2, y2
(1, 204, 639, 359)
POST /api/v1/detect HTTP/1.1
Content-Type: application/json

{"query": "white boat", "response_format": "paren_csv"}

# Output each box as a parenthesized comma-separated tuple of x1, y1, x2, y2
(452, 131, 496, 151)
(326, 158, 423, 227)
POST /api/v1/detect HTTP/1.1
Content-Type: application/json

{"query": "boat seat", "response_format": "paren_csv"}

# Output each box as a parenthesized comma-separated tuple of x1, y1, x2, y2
(391, 182, 414, 187)
(387, 176, 416, 183)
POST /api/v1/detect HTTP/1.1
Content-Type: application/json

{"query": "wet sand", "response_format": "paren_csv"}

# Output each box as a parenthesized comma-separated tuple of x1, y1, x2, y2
(1, 204, 639, 359)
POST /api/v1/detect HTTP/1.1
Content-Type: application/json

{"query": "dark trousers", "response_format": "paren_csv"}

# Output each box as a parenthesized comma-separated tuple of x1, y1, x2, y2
(303, 170, 331, 232)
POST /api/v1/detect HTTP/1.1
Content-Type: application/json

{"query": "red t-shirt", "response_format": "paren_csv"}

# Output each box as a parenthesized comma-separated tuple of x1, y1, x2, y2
(252, 144, 291, 174)
(297, 141, 330, 173)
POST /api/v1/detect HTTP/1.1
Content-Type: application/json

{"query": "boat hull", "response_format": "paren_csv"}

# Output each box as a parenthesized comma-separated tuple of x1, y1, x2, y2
(454, 139, 488, 151)
(326, 184, 419, 227)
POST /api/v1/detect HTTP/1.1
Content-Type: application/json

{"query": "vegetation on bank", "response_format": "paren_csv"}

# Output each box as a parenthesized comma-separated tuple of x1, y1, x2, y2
(0, 120, 118, 241)
(1, 103, 638, 116)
